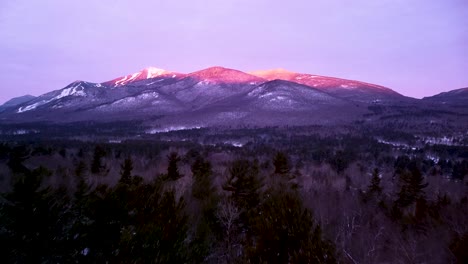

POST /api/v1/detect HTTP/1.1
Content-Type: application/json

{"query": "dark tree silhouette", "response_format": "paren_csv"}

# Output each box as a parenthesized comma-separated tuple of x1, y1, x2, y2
(167, 152, 182, 181)
(7, 145, 30, 174)
(329, 150, 350, 174)
(223, 159, 262, 213)
(452, 160, 468, 181)
(273, 151, 291, 175)
(396, 163, 428, 208)
(91, 146, 106, 174)
(248, 187, 336, 263)
(191, 157, 214, 200)
(0, 167, 73, 263)
(190, 157, 219, 262)
(119, 158, 134, 185)
(367, 168, 382, 196)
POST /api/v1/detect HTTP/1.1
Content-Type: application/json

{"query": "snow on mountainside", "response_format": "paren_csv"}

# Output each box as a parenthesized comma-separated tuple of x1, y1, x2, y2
(156, 67, 265, 108)
(249, 69, 403, 101)
(0, 95, 36, 108)
(103, 67, 183, 87)
(16, 81, 100, 113)
(151, 79, 364, 128)
(0, 65, 427, 127)
(246, 79, 344, 111)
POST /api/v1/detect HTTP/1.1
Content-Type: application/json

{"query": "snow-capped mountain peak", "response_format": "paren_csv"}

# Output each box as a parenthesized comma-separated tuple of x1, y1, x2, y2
(143, 67, 171, 79)
(249, 68, 297, 80)
(16, 81, 99, 113)
(188, 66, 265, 84)
(249, 68, 403, 101)
(104, 67, 179, 87)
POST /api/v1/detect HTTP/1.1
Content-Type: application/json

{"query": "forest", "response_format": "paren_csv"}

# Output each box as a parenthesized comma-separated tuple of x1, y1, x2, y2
(0, 124, 467, 263)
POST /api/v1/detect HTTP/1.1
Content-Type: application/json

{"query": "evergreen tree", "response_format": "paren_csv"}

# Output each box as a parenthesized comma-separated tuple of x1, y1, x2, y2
(394, 155, 411, 176)
(119, 158, 134, 185)
(167, 152, 182, 181)
(248, 187, 336, 263)
(7, 145, 30, 174)
(78, 184, 125, 262)
(0, 167, 73, 263)
(192, 157, 215, 200)
(190, 157, 219, 262)
(329, 150, 350, 174)
(273, 151, 291, 175)
(90, 145, 106, 174)
(395, 161, 428, 209)
(118, 182, 189, 263)
(223, 159, 262, 213)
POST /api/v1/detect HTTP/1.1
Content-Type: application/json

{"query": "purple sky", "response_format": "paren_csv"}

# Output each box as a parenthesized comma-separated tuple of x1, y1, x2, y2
(1, 0, 467, 104)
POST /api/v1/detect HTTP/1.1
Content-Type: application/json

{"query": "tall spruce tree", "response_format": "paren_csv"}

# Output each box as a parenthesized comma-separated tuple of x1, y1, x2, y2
(248, 187, 336, 263)
(273, 151, 291, 175)
(119, 158, 134, 185)
(190, 157, 219, 262)
(223, 159, 262, 214)
(395, 162, 428, 208)
(90, 146, 106, 174)
(167, 152, 182, 181)
(0, 167, 73, 263)
(191, 157, 214, 200)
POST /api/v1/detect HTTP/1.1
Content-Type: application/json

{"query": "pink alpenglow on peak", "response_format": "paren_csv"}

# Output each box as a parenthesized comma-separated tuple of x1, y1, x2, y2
(188, 66, 265, 84)
(103, 67, 182, 87)
(249, 69, 400, 95)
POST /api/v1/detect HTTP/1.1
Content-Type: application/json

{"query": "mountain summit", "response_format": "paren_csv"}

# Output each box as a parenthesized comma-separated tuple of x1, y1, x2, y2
(188, 66, 265, 84)
(103, 67, 182, 87)
(0, 65, 436, 128)
(250, 69, 404, 101)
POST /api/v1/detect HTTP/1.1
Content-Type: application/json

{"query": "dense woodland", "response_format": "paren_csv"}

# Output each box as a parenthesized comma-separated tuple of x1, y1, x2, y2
(0, 125, 467, 263)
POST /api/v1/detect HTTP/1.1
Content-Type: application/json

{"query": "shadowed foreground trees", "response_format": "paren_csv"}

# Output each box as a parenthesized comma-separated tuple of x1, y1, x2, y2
(0, 140, 466, 263)
(0, 165, 189, 263)
(0, 155, 337, 263)
(0, 167, 72, 263)
(248, 186, 336, 263)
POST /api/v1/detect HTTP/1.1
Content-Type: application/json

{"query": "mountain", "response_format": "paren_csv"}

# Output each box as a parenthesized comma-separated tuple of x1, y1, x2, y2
(188, 66, 265, 84)
(151, 67, 265, 109)
(0, 65, 426, 128)
(249, 69, 405, 102)
(423, 87, 468, 105)
(148, 79, 365, 129)
(0, 95, 36, 110)
(103, 67, 184, 87)
(12, 81, 104, 113)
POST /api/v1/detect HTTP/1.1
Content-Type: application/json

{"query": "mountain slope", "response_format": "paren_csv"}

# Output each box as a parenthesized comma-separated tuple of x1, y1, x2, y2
(14, 81, 104, 113)
(0, 95, 36, 110)
(103, 67, 184, 87)
(188, 66, 265, 84)
(146, 79, 366, 128)
(0, 65, 424, 128)
(250, 69, 404, 102)
(152, 67, 265, 109)
(423, 87, 468, 105)
(245, 79, 346, 110)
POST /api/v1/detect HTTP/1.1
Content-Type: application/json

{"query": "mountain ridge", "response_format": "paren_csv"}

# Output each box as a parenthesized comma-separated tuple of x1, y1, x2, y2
(1, 66, 466, 129)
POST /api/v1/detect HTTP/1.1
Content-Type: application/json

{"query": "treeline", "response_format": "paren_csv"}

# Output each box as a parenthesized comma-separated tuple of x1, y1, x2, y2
(0, 149, 337, 263)
(0, 139, 467, 263)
